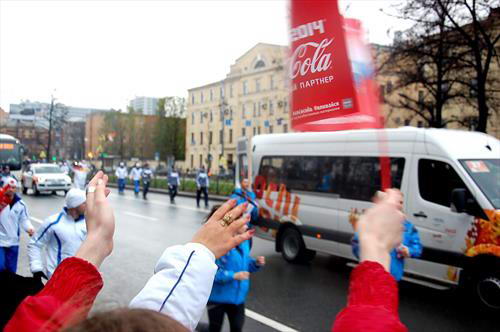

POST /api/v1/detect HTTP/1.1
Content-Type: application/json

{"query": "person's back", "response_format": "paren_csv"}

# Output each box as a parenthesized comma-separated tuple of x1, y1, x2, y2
(28, 210, 87, 278)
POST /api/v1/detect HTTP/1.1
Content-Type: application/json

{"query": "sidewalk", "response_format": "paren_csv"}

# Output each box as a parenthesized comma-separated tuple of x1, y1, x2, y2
(108, 183, 229, 202)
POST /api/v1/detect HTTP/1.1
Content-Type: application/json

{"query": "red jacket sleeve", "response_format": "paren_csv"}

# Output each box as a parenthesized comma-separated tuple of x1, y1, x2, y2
(332, 261, 408, 332)
(5, 257, 103, 332)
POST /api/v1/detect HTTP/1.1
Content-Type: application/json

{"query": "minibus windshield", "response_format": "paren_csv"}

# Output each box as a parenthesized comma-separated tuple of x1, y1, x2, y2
(460, 159, 500, 209)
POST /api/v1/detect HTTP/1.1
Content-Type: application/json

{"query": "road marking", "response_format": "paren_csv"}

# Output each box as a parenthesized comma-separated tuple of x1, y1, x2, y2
(122, 211, 158, 221)
(31, 217, 43, 224)
(245, 309, 298, 332)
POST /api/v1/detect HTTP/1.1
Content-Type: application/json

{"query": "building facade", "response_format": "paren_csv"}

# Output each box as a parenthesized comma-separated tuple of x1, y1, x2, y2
(186, 43, 290, 173)
(129, 96, 159, 116)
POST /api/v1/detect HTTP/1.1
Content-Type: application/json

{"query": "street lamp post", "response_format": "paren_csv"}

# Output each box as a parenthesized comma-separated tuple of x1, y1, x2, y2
(46, 95, 55, 162)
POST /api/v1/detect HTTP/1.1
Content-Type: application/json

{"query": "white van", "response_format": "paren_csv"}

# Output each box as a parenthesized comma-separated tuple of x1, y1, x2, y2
(236, 127, 500, 310)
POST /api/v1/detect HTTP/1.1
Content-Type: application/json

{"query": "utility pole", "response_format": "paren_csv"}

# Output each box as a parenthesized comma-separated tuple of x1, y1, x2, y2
(46, 95, 55, 162)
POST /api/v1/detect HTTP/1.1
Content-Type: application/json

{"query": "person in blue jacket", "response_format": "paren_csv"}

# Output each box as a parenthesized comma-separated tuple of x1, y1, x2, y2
(229, 178, 258, 225)
(205, 206, 265, 332)
(351, 192, 423, 281)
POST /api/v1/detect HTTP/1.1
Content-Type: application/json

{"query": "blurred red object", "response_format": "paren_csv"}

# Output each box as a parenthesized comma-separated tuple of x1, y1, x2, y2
(290, 0, 382, 131)
(0, 185, 13, 212)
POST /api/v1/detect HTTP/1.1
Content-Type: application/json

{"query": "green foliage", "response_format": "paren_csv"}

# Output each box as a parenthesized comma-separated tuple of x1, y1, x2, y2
(154, 97, 186, 163)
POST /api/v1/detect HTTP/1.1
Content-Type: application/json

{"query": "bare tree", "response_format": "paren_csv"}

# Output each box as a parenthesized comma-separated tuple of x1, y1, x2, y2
(436, 0, 500, 132)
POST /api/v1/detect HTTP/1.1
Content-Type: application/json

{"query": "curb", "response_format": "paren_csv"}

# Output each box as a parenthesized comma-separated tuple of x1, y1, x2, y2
(107, 183, 229, 202)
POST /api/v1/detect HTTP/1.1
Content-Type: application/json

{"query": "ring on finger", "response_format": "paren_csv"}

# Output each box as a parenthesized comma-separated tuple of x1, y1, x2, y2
(222, 214, 233, 225)
(220, 220, 229, 227)
(87, 186, 96, 194)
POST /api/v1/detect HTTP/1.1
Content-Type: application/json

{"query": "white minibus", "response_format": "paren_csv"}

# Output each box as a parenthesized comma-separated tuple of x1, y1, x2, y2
(236, 127, 500, 310)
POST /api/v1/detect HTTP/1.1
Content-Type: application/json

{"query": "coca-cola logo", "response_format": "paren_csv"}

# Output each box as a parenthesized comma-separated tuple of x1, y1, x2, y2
(290, 19, 333, 79)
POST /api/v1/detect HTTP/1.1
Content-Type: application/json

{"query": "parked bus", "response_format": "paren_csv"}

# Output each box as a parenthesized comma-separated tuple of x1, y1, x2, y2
(236, 127, 500, 310)
(0, 134, 24, 171)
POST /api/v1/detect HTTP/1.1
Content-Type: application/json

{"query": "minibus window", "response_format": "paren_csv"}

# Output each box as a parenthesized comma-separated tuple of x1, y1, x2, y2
(258, 156, 405, 201)
(418, 159, 468, 207)
(460, 159, 500, 209)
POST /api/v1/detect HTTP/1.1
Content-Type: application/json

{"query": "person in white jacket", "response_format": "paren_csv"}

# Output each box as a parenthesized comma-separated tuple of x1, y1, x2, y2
(0, 178, 34, 272)
(115, 162, 128, 194)
(129, 164, 142, 196)
(28, 188, 87, 280)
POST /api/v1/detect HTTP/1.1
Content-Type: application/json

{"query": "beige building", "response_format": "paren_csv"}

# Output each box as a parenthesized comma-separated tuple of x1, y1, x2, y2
(186, 43, 290, 172)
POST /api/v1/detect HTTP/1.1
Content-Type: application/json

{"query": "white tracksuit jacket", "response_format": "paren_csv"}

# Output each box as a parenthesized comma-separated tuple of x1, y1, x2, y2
(115, 167, 128, 179)
(129, 242, 218, 331)
(28, 210, 87, 278)
(0, 195, 32, 247)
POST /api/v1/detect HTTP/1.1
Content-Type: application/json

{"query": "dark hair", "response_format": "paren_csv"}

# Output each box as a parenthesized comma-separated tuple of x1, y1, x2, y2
(204, 204, 222, 223)
(63, 308, 188, 332)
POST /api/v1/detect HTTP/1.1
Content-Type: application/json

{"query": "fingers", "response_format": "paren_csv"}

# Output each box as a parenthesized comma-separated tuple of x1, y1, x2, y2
(210, 199, 237, 222)
(232, 229, 255, 247)
(383, 189, 403, 209)
(94, 175, 108, 202)
(228, 212, 251, 233)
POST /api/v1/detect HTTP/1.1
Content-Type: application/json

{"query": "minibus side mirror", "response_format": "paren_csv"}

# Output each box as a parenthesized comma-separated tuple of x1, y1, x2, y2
(451, 188, 467, 213)
(451, 188, 488, 220)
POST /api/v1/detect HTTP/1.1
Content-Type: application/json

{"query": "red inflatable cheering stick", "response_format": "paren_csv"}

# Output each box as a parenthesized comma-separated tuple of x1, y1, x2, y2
(0, 184, 13, 212)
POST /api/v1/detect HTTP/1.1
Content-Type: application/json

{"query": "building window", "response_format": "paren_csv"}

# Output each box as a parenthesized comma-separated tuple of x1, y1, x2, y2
(269, 101, 274, 115)
(200, 154, 203, 168)
(200, 92, 204, 103)
(404, 119, 411, 126)
(254, 60, 265, 69)
(191, 113, 195, 125)
(191, 133, 195, 145)
(219, 130, 223, 144)
(242, 104, 246, 118)
(255, 78, 261, 92)
(230, 84, 233, 98)
(209, 131, 213, 144)
(210, 111, 213, 122)
(283, 124, 288, 133)
(258, 102, 261, 116)
(200, 112, 204, 124)
(191, 94, 195, 104)
(269, 125, 273, 133)
(243, 81, 248, 95)
(258, 127, 261, 135)
(417, 121, 424, 128)
(200, 132, 203, 145)
(253, 102, 257, 117)
(270, 75, 275, 89)
(229, 129, 233, 143)
(253, 127, 256, 136)
(210, 89, 214, 101)
(386, 81, 393, 94)
(242, 127, 246, 136)
(220, 86, 224, 98)
(191, 155, 194, 168)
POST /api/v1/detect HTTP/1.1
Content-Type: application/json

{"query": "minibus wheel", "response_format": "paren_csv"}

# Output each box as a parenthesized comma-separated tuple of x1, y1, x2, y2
(474, 271, 500, 311)
(280, 227, 315, 263)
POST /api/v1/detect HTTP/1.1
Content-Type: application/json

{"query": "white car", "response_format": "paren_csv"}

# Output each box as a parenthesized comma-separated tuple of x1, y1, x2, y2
(21, 163, 72, 195)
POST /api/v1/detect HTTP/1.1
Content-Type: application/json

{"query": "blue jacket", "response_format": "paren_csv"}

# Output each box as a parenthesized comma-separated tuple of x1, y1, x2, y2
(230, 188, 259, 223)
(352, 220, 423, 281)
(208, 240, 260, 305)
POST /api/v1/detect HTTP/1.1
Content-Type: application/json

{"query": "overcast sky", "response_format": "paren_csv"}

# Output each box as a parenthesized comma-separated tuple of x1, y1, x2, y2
(0, 0, 408, 111)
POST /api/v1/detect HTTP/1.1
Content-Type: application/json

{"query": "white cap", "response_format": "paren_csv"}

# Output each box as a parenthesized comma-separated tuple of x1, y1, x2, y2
(4, 177, 18, 188)
(65, 188, 86, 209)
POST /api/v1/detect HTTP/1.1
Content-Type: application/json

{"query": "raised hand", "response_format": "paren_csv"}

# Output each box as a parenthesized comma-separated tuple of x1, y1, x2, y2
(75, 171, 115, 268)
(192, 200, 254, 258)
(358, 189, 405, 271)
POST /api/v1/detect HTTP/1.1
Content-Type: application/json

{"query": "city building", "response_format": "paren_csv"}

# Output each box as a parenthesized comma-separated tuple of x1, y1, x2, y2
(186, 43, 289, 173)
(129, 96, 159, 115)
